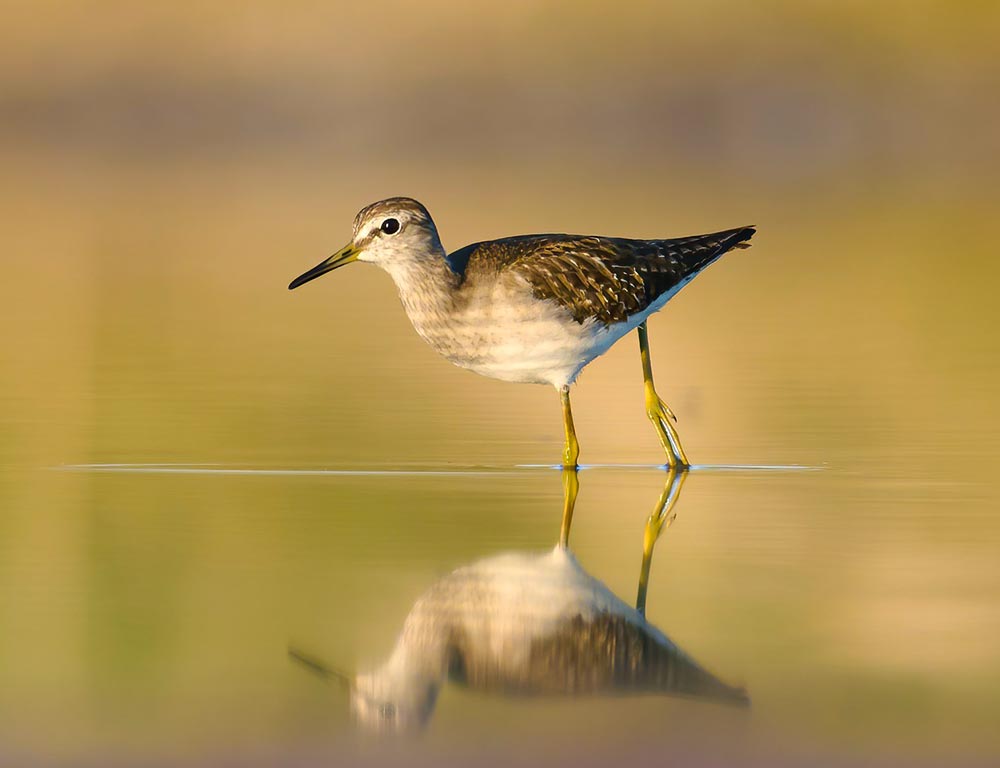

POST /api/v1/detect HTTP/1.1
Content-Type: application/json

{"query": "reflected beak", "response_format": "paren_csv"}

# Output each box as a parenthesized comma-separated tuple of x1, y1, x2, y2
(288, 647, 354, 691)
(288, 242, 359, 290)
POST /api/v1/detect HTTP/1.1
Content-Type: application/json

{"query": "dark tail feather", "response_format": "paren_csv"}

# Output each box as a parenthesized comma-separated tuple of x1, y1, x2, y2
(649, 646, 752, 708)
(656, 225, 756, 277)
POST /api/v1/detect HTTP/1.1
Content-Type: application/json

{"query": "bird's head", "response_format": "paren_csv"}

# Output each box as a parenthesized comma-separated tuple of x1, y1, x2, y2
(350, 668, 440, 735)
(287, 646, 440, 736)
(289, 197, 444, 290)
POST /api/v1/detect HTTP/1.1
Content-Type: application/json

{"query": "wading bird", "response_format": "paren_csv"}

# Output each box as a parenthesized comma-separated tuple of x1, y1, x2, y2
(289, 469, 748, 733)
(289, 198, 754, 467)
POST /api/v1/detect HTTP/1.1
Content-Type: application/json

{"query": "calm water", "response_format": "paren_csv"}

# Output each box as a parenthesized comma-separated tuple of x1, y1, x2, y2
(2, 458, 998, 767)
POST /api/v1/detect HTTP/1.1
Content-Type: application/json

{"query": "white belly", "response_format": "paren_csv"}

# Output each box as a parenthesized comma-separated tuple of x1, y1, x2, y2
(420, 548, 645, 668)
(407, 275, 683, 389)
(458, 314, 624, 387)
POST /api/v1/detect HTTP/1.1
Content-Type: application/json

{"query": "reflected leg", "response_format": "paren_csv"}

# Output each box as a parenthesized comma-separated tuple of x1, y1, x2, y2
(638, 321, 690, 469)
(635, 468, 688, 617)
(558, 467, 580, 549)
(559, 385, 580, 469)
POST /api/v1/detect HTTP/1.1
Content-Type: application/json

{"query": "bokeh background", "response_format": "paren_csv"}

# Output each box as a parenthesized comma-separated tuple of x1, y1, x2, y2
(2, 2, 999, 766)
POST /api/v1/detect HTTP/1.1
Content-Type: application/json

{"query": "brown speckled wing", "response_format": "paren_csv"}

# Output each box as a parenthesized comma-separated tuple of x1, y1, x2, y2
(449, 227, 755, 325)
(445, 612, 748, 705)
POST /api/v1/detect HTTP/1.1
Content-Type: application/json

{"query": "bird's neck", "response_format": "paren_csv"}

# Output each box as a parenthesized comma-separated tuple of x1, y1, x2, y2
(381, 249, 462, 331)
(373, 641, 447, 689)
(354, 629, 447, 726)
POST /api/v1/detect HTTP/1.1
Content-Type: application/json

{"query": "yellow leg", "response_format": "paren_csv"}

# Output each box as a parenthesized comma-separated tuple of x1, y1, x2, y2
(559, 385, 580, 469)
(635, 467, 688, 617)
(638, 321, 690, 469)
(558, 467, 580, 549)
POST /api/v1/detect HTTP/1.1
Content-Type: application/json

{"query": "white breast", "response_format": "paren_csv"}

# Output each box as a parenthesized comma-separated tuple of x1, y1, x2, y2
(403, 269, 692, 389)
(401, 548, 642, 671)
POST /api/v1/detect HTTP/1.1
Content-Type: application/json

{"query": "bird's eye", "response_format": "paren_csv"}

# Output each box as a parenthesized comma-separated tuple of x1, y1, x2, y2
(380, 218, 400, 235)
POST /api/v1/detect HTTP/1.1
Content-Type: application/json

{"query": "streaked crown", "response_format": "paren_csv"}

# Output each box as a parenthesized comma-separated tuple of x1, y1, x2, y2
(350, 197, 443, 264)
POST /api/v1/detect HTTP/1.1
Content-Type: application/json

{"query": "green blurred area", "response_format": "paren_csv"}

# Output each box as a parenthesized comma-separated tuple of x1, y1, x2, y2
(1, 1, 999, 765)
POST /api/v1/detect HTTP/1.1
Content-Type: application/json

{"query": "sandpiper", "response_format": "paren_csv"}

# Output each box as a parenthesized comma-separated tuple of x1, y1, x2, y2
(289, 469, 748, 733)
(289, 198, 754, 467)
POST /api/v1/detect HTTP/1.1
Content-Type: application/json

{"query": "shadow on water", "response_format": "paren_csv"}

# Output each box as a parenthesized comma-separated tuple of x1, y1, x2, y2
(290, 468, 748, 735)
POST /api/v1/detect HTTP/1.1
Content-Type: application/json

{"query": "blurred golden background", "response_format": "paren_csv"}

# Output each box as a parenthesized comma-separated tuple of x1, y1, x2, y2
(1, 1, 999, 765)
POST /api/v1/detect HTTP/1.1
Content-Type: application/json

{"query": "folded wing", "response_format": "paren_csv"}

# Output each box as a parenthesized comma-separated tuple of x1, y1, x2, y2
(451, 227, 755, 325)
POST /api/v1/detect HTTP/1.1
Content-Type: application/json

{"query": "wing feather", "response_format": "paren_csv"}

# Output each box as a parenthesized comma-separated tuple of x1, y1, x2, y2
(449, 226, 755, 325)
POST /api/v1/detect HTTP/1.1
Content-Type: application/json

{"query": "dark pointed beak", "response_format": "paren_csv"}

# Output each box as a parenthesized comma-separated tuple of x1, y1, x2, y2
(288, 647, 354, 690)
(288, 242, 359, 290)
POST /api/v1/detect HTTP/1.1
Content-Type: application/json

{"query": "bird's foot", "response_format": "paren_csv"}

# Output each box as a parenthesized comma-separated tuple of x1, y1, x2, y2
(644, 386, 690, 470)
(643, 506, 678, 554)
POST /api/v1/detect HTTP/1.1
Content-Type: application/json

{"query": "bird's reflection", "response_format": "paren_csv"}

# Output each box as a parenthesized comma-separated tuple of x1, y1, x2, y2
(292, 468, 748, 733)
